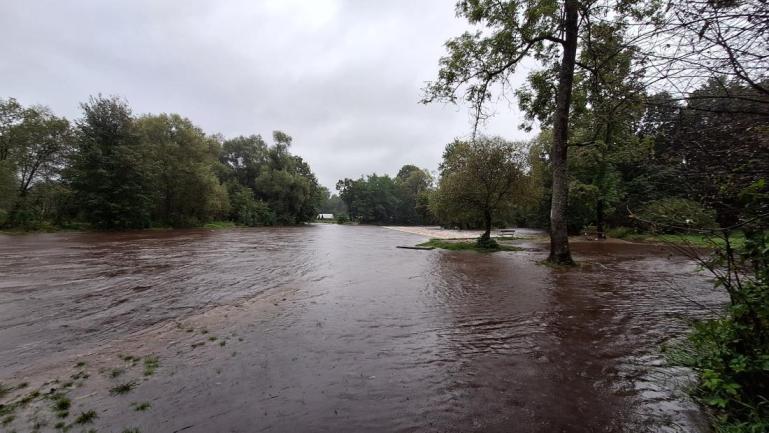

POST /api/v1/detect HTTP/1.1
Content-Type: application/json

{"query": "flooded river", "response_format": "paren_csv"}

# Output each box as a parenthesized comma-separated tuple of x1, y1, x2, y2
(0, 225, 720, 432)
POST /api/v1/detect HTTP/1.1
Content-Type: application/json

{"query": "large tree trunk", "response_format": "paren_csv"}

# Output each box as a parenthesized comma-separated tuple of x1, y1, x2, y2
(548, 0, 579, 265)
(481, 208, 492, 241)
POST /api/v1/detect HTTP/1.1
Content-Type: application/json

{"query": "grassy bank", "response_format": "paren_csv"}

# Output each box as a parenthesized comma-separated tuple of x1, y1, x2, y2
(607, 227, 746, 248)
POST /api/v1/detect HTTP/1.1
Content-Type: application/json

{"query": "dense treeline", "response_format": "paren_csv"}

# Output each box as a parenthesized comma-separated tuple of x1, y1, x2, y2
(334, 165, 433, 225)
(0, 95, 322, 229)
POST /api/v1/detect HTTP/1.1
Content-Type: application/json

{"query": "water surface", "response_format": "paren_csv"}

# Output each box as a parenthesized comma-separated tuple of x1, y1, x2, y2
(0, 225, 719, 432)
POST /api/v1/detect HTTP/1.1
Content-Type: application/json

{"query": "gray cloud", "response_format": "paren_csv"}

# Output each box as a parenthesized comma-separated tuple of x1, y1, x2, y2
(0, 0, 536, 189)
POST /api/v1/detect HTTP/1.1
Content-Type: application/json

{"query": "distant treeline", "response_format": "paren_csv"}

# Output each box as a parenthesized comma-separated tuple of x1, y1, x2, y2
(0, 95, 322, 229)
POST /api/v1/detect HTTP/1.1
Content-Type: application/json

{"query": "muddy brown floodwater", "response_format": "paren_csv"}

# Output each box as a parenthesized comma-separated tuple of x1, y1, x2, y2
(0, 225, 722, 432)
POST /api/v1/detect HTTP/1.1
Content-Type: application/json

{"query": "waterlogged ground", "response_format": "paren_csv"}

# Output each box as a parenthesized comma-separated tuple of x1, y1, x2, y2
(0, 225, 722, 432)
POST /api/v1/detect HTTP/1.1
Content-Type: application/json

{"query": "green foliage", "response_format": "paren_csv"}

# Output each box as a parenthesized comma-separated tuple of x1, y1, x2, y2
(219, 132, 322, 225)
(336, 165, 433, 225)
(637, 198, 718, 233)
(137, 114, 228, 227)
(670, 182, 769, 432)
(0, 95, 322, 230)
(227, 184, 275, 226)
(68, 95, 153, 229)
(430, 137, 526, 238)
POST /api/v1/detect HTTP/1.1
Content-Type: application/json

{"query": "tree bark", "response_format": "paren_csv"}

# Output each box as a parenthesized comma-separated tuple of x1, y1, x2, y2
(481, 208, 492, 240)
(548, 0, 579, 265)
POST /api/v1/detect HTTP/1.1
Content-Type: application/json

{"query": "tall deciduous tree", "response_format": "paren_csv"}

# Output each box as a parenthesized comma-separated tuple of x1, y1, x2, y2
(68, 95, 153, 229)
(13, 106, 71, 198)
(137, 113, 229, 226)
(421, 0, 584, 263)
(422, 0, 665, 263)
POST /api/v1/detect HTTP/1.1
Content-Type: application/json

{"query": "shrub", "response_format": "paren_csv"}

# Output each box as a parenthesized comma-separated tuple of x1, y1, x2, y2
(670, 182, 769, 432)
(606, 226, 636, 238)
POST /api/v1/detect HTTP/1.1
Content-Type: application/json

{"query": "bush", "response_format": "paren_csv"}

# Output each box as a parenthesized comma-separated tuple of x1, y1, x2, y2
(606, 226, 636, 238)
(335, 215, 349, 224)
(637, 198, 718, 233)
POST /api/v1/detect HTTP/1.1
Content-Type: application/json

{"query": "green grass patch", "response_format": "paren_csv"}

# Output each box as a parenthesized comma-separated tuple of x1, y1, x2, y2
(203, 220, 237, 229)
(607, 227, 746, 248)
(143, 355, 159, 376)
(416, 239, 521, 252)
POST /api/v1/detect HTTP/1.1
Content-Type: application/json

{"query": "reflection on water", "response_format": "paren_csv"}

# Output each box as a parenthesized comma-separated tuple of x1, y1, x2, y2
(0, 225, 719, 432)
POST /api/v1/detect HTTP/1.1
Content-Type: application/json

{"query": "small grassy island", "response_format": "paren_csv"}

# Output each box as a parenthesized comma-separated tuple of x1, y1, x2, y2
(416, 238, 522, 252)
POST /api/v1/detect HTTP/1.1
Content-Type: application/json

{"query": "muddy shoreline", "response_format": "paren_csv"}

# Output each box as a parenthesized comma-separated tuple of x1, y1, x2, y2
(0, 225, 720, 432)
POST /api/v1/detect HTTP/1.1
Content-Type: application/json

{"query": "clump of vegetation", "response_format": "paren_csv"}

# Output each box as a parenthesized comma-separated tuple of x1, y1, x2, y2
(74, 410, 97, 424)
(109, 368, 125, 378)
(668, 182, 769, 432)
(118, 354, 141, 368)
(109, 381, 137, 396)
(131, 401, 151, 412)
(50, 393, 70, 417)
(143, 355, 159, 376)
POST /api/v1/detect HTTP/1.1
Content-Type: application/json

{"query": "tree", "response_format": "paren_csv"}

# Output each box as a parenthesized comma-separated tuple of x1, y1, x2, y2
(395, 164, 433, 224)
(137, 113, 228, 226)
(432, 137, 526, 243)
(421, 0, 593, 263)
(68, 95, 153, 229)
(219, 131, 322, 225)
(12, 106, 71, 198)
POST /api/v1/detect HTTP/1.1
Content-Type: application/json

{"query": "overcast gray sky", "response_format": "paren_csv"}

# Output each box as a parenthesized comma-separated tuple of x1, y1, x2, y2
(0, 0, 535, 189)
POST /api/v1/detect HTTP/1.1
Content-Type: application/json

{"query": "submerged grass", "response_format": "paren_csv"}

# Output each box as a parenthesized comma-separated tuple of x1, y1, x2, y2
(109, 381, 137, 396)
(74, 410, 97, 424)
(131, 401, 151, 412)
(143, 355, 159, 376)
(417, 239, 521, 252)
